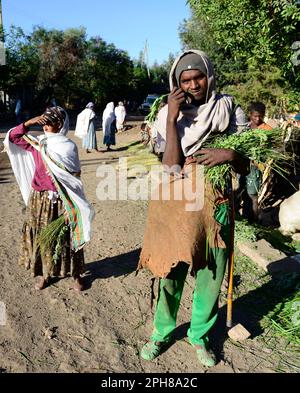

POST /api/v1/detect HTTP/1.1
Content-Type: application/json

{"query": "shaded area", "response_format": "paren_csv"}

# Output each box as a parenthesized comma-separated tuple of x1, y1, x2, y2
(168, 270, 299, 364)
(83, 248, 141, 289)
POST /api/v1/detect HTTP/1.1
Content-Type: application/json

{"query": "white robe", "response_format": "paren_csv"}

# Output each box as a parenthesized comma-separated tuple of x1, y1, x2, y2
(114, 105, 126, 130)
(75, 108, 96, 139)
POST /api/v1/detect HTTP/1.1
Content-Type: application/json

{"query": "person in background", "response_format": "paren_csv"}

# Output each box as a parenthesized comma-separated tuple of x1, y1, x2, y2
(248, 102, 272, 131)
(238, 102, 273, 222)
(75, 102, 99, 153)
(102, 102, 116, 151)
(115, 101, 126, 132)
(15, 98, 22, 124)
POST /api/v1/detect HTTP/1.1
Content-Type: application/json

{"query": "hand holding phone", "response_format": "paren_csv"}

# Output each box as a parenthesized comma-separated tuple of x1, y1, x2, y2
(167, 87, 186, 122)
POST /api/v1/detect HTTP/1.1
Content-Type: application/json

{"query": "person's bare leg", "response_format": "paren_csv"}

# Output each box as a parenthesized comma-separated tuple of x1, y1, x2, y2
(73, 275, 85, 292)
(250, 195, 259, 222)
(35, 276, 49, 290)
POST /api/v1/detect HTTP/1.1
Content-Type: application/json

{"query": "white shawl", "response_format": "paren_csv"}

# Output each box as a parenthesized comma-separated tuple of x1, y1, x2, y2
(115, 105, 126, 123)
(102, 102, 115, 135)
(75, 108, 96, 139)
(4, 110, 94, 249)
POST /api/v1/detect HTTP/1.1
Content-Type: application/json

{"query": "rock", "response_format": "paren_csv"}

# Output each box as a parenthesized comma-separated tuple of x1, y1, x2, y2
(279, 191, 300, 235)
(43, 327, 57, 339)
(228, 323, 251, 341)
(292, 233, 300, 242)
(237, 240, 287, 272)
(238, 240, 300, 273)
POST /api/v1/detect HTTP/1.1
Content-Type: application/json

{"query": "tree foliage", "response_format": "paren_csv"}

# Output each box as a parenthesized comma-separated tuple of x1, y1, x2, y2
(0, 26, 173, 112)
(180, 0, 300, 112)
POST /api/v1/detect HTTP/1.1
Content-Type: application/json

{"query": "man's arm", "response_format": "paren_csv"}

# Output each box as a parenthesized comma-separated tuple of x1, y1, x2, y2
(9, 115, 47, 152)
(194, 148, 250, 175)
(162, 88, 185, 169)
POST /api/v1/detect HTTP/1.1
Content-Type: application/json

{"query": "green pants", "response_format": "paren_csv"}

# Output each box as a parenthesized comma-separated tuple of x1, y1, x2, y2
(150, 203, 230, 346)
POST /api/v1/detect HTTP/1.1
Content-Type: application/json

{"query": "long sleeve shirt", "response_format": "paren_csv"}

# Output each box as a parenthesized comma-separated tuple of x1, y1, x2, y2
(9, 123, 57, 192)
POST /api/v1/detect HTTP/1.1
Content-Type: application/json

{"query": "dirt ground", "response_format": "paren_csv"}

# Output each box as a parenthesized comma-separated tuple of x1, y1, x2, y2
(0, 121, 298, 374)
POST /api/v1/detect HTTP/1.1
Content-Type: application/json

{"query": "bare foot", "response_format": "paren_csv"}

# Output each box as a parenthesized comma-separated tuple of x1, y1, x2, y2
(73, 277, 85, 292)
(34, 277, 48, 290)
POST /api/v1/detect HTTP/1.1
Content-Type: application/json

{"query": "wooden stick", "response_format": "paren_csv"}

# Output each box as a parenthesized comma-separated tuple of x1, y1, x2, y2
(227, 190, 235, 328)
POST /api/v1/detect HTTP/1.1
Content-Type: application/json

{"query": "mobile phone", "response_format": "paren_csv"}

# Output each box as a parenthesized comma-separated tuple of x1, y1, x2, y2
(180, 92, 192, 109)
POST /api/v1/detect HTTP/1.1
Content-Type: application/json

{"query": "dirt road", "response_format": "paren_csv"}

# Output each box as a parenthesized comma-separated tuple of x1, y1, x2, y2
(0, 124, 297, 373)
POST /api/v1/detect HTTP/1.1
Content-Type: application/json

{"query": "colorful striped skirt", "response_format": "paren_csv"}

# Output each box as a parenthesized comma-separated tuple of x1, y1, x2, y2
(19, 189, 84, 279)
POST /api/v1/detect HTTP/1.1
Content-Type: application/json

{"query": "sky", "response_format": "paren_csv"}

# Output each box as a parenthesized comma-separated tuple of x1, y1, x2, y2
(2, 0, 191, 65)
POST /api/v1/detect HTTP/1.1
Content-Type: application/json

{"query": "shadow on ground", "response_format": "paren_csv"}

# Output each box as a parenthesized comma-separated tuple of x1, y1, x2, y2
(83, 248, 141, 289)
(170, 270, 299, 362)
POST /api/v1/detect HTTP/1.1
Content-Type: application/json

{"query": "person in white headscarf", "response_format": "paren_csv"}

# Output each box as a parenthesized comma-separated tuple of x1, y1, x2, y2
(4, 106, 95, 292)
(102, 102, 116, 151)
(138, 50, 249, 367)
(75, 102, 99, 153)
(114, 101, 126, 131)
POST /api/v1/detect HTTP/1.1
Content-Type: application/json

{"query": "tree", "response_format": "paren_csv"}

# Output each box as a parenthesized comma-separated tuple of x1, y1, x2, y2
(0, 26, 40, 96)
(180, 0, 300, 112)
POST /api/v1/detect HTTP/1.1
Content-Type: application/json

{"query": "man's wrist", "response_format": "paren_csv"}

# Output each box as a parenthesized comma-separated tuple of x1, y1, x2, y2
(227, 149, 237, 163)
(167, 117, 178, 124)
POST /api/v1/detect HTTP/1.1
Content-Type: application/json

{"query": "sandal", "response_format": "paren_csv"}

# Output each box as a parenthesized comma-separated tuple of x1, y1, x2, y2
(140, 341, 167, 361)
(191, 343, 217, 367)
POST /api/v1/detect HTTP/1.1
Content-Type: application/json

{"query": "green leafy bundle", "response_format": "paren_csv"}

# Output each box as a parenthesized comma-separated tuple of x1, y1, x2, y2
(38, 215, 69, 263)
(202, 128, 291, 192)
(145, 94, 168, 124)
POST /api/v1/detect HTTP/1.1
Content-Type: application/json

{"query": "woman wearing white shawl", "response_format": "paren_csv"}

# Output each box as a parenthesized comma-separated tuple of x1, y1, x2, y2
(75, 102, 99, 153)
(4, 106, 95, 291)
(114, 101, 126, 131)
(138, 50, 249, 367)
(102, 102, 116, 151)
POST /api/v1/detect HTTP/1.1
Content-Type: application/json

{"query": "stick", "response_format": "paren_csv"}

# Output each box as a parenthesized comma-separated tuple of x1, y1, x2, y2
(226, 189, 235, 328)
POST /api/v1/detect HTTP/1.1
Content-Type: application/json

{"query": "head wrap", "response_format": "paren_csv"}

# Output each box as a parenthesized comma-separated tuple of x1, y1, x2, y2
(86, 102, 94, 109)
(118, 101, 124, 106)
(42, 106, 69, 136)
(43, 106, 65, 128)
(174, 53, 207, 86)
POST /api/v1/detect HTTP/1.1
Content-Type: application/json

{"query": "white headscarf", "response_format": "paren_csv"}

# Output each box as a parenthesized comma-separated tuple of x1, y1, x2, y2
(114, 102, 126, 125)
(74, 104, 96, 139)
(102, 102, 115, 135)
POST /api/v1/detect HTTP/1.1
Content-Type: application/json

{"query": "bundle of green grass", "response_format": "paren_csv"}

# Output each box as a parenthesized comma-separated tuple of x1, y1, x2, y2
(37, 215, 69, 263)
(201, 127, 292, 192)
(146, 94, 168, 124)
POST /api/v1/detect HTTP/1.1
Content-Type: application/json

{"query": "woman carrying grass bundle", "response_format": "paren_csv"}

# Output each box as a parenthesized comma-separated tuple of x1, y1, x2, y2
(4, 107, 94, 291)
(138, 50, 250, 368)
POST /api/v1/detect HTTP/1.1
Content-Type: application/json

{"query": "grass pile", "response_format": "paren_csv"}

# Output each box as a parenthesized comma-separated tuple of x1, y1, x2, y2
(201, 127, 292, 192)
(124, 141, 161, 172)
(261, 276, 300, 346)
